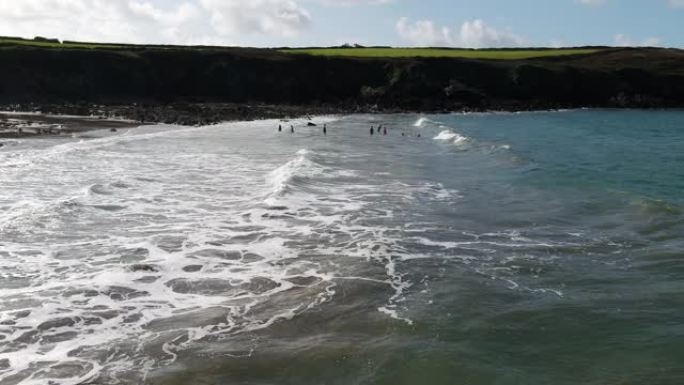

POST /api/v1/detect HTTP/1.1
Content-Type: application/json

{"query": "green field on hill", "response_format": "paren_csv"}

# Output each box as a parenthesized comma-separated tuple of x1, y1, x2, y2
(280, 47, 603, 59)
(0, 37, 603, 59)
(0, 37, 122, 49)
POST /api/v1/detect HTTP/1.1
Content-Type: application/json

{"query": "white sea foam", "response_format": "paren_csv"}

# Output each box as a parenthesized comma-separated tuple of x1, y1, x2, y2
(413, 117, 443, 127)
(0, 125, 421, 382)
(0, 116, 572, 383)
(433, 130, 460, 141)
(433, 129, 471, 148)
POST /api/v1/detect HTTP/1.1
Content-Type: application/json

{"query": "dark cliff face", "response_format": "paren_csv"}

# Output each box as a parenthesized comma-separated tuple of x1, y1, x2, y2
(1, 46, 683, 110)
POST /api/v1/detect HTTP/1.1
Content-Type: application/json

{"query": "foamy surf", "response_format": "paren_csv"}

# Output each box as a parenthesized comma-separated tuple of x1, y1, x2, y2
(433, 129, 471, 148)
(413, 117, 443, 127)
(1, 111, 658, 385)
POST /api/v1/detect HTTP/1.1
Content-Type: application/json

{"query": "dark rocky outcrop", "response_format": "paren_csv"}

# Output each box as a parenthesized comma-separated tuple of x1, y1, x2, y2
(1, 46, 684, 124)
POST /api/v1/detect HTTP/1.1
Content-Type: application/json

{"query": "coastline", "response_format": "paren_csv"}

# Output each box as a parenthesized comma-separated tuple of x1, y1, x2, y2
(0, 111, 141, 139)
(3, 102, 679, 137)
(1, 103, 346, 129)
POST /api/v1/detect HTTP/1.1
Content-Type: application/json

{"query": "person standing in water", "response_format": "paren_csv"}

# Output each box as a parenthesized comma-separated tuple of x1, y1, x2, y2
(323, 124, 327, 135)
(278, 124, 282, 132)
(291, 125, 294, 134)
(383, 127, 387, 135)
(370, 126, 374, 136)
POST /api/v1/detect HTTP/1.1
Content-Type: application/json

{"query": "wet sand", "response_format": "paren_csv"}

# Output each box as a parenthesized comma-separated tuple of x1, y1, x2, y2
(0, 112, 141, 139)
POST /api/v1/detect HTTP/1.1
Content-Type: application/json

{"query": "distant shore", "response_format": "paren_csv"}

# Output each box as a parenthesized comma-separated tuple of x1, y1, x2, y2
(0, 102, 600, 137)
(0, 111, 142, 139)
(0, 103, 352, 131)
(1, 102, 682, 140)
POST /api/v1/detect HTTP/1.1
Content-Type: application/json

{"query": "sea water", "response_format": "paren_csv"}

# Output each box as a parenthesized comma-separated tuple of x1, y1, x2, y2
(0, 110, 683, 384)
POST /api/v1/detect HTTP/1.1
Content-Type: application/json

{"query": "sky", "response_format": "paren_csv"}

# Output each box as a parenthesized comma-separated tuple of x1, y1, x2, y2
(0, 0, 682, 48)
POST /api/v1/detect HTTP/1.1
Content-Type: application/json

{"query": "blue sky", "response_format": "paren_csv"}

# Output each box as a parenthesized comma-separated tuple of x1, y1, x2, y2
(0, 0, 682, 48)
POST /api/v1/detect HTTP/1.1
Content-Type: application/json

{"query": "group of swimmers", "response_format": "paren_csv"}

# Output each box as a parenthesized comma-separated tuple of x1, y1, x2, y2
(279, 124, 327, 135)
(368, 124, 420, 137)
(369, 125, 387, 136)
(278, 123, 420, 137)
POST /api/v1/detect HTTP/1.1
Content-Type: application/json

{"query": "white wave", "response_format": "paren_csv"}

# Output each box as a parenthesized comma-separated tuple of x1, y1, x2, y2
(433, 130, 471, 148)
(433, 130, 459, 141)
(264, 149, 325, 202)
(0, 115, 562, 384)
(414, 117, 428, 127)
(0, 124, 198, 170)
(413, 117, 443, 127)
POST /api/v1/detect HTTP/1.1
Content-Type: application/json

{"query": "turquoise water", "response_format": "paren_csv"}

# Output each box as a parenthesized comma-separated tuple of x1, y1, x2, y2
(455, 110, 684, 204)
(0, 110, 682, 384)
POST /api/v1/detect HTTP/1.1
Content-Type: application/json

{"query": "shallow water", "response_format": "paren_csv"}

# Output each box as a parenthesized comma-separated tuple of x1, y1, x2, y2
(0, 110, 683, 384)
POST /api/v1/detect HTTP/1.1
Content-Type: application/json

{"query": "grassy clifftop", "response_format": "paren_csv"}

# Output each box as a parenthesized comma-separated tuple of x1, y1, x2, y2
(0, 36, 604, 59)
(279, 47, 604, 60)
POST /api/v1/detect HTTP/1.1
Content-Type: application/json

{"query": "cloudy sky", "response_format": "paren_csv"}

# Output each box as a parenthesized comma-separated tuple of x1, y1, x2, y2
(0, 0, 682, 48)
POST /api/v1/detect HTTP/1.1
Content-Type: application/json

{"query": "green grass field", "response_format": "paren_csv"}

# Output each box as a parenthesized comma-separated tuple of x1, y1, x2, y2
(280, 47, 603, 59)
(0, 37, 123, 49)
(0, 37, 603, 59)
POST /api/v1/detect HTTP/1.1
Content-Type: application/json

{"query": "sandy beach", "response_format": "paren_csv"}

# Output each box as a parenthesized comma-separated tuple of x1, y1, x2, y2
(0, 111, 141, 139)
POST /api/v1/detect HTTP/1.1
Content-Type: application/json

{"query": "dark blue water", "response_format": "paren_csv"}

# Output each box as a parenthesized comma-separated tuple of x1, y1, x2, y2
(0, 110, 683, 384)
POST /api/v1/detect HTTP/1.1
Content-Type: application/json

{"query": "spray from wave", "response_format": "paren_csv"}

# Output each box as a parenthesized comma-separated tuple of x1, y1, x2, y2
(413, 117, 443, 127)
(433, 129, 471, 148)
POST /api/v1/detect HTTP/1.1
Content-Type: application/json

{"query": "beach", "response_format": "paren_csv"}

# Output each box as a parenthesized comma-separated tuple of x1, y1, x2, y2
(0, 112, 140, 139)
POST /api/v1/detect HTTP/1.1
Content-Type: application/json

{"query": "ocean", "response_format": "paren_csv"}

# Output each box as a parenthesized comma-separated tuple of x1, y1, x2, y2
(0, 110, 683, 384)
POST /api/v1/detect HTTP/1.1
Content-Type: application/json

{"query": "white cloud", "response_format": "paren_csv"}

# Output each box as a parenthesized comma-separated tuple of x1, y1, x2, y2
(396, 17, 451, 46)
(200, 0, 310, 37)
(396, 17, 525, 48)
(459, 20, 525, 48)
(0, 0, 311, 45)
(319, 0, 391, 5)
(128, 1, 201, 25)
(549, 39, 567, 48)
(613, 33, 661, 47)
(576, 0, 607, 6)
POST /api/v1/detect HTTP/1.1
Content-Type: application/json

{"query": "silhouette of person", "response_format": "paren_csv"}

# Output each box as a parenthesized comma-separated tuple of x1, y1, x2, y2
(291, 125, 294, 133)
(383, 127, 387, 135)
(279, 124, 282, 132)
(323, 124, 327, 135)
(370, 126, 374, 136)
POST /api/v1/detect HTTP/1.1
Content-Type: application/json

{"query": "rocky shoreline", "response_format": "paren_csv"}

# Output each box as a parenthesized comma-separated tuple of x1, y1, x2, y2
(1, 103, 366, 140)
(1, 103, 352, 129)
(0, 100, 614, 132)
(1, 100, 680, 140)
